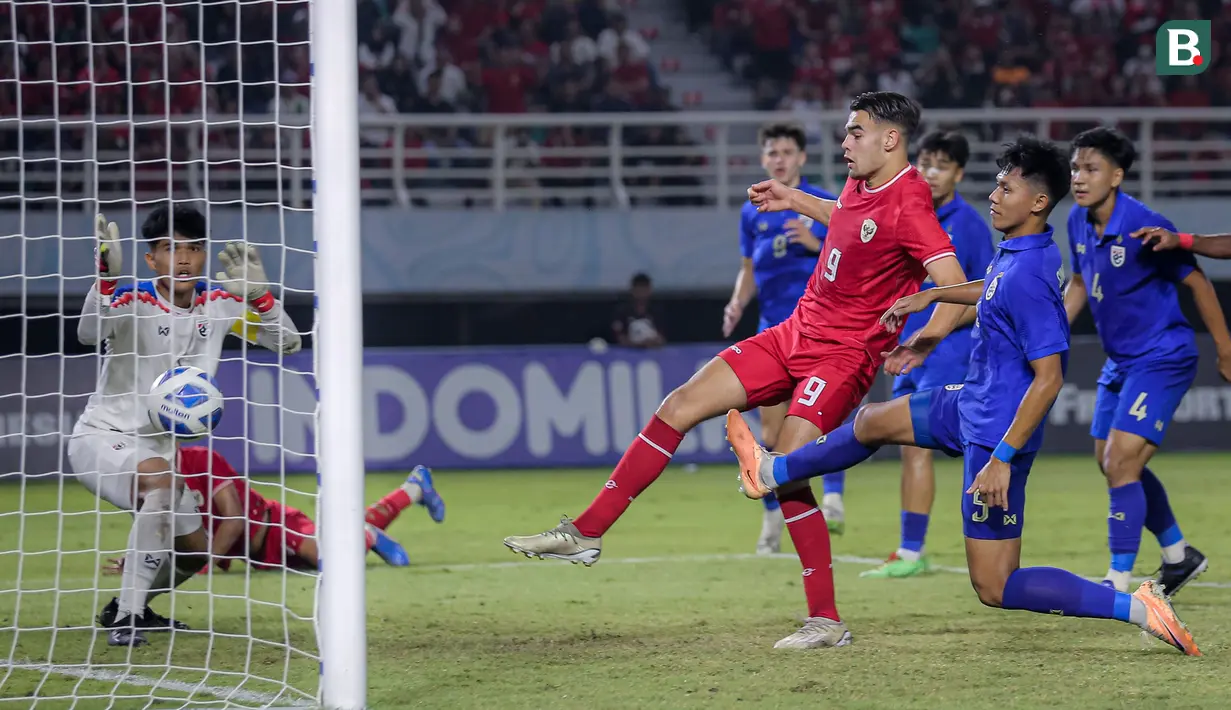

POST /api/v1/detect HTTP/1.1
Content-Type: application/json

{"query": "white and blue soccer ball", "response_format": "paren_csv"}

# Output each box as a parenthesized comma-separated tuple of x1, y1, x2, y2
(147, 366, 224, 438)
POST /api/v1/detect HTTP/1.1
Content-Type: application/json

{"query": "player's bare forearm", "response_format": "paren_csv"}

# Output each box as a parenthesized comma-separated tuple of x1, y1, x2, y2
(1134, 227, 1231, 258)
(787, 191, 835, 226)
(927, 281, 984, 306)
(1183, 269, 1231, 354)
(731, 259, 756, 308)
(211, 519, 244, 565)
(1063, 273, 1087, 325)
(1000, 353, 1064, 450)
(1190, 234, 1231, 258)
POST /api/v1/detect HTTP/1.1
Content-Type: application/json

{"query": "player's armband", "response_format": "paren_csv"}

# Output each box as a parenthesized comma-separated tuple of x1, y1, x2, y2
(230, 308, 263, 344)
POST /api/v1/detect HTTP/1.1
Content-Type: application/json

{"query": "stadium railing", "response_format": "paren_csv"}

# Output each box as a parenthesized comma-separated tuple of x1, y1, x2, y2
(5, 107, 1231, 209)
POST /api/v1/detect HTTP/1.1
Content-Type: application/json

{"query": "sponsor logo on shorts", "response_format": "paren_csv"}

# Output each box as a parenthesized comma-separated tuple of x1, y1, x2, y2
(729, 345, 742, 354)
(158, 325, 170, 336)
(1003, 514, 1018, 525)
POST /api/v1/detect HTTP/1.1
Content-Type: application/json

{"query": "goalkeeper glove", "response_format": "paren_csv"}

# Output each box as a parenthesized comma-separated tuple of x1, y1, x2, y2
(95, 213, 123, 295)
(216, 241, 276, 312)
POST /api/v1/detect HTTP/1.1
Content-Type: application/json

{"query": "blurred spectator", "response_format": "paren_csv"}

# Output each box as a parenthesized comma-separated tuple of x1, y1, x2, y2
(598, 14, 650, 65)
(608, 43, 653, 106)
(417, 47, 468, 108)
(359, 23, 397, 72)
(359, 74, 398, 147)
(611, 273, 665, 349)
(550, 18, 598, 65)
(481, 45, 537, 113)
(392, 0, 447, 67)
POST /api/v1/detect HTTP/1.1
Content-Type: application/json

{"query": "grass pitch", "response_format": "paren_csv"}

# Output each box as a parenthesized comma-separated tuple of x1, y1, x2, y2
(2, 453, 1230, 708)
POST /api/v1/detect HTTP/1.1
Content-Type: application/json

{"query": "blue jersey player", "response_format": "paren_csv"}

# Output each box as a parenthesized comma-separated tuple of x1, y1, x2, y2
(862, 131, 995, 579)
(726, 136, 1200, 655)
(1064, 127, 1231, 594)
(722, 123, 842, 554)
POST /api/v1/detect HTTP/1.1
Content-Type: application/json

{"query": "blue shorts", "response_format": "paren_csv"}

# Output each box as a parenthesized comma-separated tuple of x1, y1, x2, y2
(1090, 358, 1197, 445)
(908, 385, 1035, 540)
(891, 361, 969, 399)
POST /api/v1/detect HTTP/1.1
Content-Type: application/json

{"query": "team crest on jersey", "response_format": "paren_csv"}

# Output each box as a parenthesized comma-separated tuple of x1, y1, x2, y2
(860, 218, 877, 243)
(944, 384, 964, 391)
(984, 273, 1003, 300)
(757, 220, 770, 233)
(196, 320, 211, 338)
(1110, 244, 1126, 267)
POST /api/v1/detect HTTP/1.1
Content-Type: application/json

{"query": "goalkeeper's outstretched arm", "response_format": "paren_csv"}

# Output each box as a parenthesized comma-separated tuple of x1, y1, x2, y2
(215, 241, 303, 354)
(78, 214, 129, 346)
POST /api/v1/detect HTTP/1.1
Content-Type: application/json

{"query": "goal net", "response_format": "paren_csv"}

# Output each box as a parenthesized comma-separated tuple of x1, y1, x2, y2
(0, 0, 339, 706)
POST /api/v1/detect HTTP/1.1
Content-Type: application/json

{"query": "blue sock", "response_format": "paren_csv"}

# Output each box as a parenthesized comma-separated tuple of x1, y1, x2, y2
(821, 471, 846, 496)
(900, 511, 929, 554)
(1140, 467, 1183, 547)
(773, 422, 877, 486)
(762, 492, 781, 512)
(1108, 481, 1146, 573)
(1002, 567, 1135, 623)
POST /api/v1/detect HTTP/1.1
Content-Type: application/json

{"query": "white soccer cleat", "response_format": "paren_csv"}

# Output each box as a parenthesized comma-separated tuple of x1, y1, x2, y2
(822, 493, 845, 536)
(503, 516, 602, 566)
(773, 616, 853, 649)
(756, 506, 785, 555)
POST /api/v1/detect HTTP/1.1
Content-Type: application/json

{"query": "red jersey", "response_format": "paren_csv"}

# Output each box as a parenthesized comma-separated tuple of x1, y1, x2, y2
(792, 165, 955, 359)
(179, 447, 273, 559)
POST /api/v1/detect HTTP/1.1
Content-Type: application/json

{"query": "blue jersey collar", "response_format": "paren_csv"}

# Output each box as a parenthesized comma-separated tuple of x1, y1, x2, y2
(935, 194, 965, 222)
(1086, 190, 1131, 243)
(998, 226, 1055, 252)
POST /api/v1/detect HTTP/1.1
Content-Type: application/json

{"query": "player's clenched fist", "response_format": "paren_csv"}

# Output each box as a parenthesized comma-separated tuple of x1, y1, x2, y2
(95, 213, 123, 284)
(747, 179, 795, 213)
(216, 241, 271, 303)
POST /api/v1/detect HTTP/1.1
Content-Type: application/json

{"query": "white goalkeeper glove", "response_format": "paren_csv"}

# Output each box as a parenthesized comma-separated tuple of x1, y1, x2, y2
(94, 213, 123, 294)
(216, 241, 275, 310)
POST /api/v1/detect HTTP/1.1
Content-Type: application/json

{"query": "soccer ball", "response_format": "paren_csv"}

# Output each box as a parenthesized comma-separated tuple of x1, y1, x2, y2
(147, 366, 224, 438)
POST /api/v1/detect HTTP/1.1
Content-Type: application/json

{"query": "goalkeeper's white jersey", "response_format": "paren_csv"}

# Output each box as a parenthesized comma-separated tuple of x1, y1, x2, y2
(76, 280, 302, 435)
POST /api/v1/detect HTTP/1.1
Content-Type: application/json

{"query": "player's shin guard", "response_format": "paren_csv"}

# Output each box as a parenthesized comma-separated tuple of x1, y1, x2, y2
(119, 487, 173, 619)
(1140, 467, 1186, 562)
(573, 415, 684, 538)
(777, 486, 840, 622)
(774, 423, 876, 487)
(1108, 482, 1147, 577)
(1002, 567, 1137, 623)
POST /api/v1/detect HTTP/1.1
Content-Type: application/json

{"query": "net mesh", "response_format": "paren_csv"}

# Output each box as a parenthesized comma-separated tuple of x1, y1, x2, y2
(0, 0, 320, 706)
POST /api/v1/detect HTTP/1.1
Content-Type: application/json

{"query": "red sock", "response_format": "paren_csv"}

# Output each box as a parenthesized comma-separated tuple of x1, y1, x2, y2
(365, 489, 413, 530)
(573, 415, 684, 537)
(777, 486, 840, 622)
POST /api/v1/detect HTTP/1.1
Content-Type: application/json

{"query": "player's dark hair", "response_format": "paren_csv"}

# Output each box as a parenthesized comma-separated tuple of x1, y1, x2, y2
(142, 203, 207, 245)
(996, 135, 1071, 211)
(849, 91, 922, 140)
(918, 131, 970, 168)
(758, 123, 806, 151)
(1070, 126, 1137, 173)
(631, 272, 651, 288)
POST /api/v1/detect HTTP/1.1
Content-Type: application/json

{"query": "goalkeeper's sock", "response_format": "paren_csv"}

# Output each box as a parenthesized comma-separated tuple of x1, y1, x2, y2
(365, 487, 416, 530)
(118, 487, 173, 619)
(146, 552, 207, 602)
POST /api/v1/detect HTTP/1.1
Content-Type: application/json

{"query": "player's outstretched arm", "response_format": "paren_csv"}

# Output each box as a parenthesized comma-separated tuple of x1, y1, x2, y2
(209, 484, 246, 571)
(747, 180, 836, 225)
(215, 241, 303, 354)
(968, 352, 1065, 510)
(78, 214, 130, 346)
(724, 256, 756, 338)
(1062, 272, 1087, 325)
(1181, 269, 1231, 382)
(1133, 227, 1231, 259)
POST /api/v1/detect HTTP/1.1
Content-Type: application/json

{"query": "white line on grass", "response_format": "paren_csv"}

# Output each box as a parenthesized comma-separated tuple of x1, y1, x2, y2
(0, 660, 314, 708)
(420, 551, 1231, 589)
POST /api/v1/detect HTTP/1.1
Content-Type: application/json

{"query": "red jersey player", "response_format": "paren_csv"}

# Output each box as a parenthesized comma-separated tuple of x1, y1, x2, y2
(503, 91, 969, 649)
(107, 447, 447, 573)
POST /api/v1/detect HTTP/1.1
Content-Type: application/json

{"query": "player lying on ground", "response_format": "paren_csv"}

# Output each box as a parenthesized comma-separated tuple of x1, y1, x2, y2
(1135, 226, 1231, 257)
(504, 91, 971, 650)
(72, 205, 302, 647)
(727, 136, 1200, 656)
(101, 447, 445, 577)
(722, 122, 846, 554)
(1064, 127, 1228, 594)
(863, 130, 995, 579)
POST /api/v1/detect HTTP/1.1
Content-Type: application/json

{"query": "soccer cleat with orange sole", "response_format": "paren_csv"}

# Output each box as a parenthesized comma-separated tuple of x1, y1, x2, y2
(725, 410, 779, 500)
(1133, 579, 1201, 656)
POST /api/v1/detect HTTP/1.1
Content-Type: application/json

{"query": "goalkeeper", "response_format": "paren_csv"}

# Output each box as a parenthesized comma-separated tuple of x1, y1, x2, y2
(70, 205, 302, 647)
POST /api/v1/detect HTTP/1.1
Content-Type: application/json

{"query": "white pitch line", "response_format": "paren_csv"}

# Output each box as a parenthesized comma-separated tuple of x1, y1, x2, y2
(417, 551, 1231, 589)
(0, 660, 314, 708)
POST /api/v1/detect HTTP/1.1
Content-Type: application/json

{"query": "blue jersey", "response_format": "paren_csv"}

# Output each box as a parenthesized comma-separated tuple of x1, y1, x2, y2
(960, 228, 1070, 454)
(739, 179, 837, 328)
(1067, 192, 1198, 368)
(898, 193, 997, 361)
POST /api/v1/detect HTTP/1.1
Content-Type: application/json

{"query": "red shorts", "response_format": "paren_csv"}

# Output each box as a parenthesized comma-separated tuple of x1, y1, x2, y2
(718, 320, 878, 434)
(253, 502, 317, 570)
